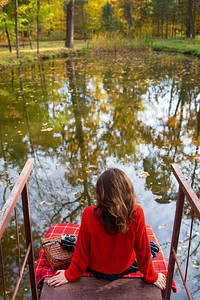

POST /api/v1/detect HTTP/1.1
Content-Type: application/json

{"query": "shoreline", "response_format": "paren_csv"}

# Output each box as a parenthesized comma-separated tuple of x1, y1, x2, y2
(0, 38, 200, 70)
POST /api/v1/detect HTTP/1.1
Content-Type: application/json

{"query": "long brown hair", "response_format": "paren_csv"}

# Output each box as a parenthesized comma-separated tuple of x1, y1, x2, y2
(94, 168, 137, 234)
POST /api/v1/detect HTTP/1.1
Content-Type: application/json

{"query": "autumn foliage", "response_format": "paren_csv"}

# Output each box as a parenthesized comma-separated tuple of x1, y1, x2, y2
(0, 0, 200, 48)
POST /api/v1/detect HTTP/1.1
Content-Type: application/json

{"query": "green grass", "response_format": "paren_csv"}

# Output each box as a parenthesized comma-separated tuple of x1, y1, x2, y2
(0, 40, 90, 69)
(152, 38, 200, 58)
(0, 37, 200, 70)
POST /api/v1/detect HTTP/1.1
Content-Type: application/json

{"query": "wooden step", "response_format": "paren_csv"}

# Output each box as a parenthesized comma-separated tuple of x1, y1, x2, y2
(40, 277, 162, 300)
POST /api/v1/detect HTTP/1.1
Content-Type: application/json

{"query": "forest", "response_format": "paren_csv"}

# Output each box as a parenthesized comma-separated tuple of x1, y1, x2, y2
(0, 0, 200, 53)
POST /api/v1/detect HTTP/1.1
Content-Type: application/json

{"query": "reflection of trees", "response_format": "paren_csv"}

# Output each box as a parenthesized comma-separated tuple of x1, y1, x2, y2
(0, 55, 199, 217)
(132, 58, 200, 208)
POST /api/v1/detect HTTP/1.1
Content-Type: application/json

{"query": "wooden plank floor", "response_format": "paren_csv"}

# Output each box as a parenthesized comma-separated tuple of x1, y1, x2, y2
(40, 277, 162, 300)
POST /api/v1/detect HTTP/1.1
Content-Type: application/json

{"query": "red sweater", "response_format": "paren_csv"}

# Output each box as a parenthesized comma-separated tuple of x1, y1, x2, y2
(65, 205, 158, 283)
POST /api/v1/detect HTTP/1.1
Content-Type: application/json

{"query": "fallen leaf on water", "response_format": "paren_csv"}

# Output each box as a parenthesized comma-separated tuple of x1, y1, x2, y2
(178, 246, 182, 251)
(46, 202, 54, 205)
(56, 180, 61, 183)
(77, 178, 84, 182)
(89, 165, 97, 168)
(193, 259, 198, 262)
(138, 171, 150, 178)
(179, 240, 183, 243)
(41, 128, 53, 132)
(193, 265, 199, 269)
(56, 191, 61, 194)
(196, 232, 200, 236)
(116, 144, 122, 147)
(182, 244, 188, 248)
(73, 192, 78, 195)
(151, 195, 162, 200)
(158, 224, 169, 229)
(35, 200, 45, 207)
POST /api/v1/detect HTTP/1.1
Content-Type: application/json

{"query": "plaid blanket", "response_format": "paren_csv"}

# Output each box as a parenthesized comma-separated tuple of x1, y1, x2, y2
(35, 223, 177, 292)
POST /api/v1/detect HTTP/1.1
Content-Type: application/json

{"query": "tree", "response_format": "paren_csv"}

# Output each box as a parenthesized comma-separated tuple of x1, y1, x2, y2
(0, 11, 13, 52)
(15, 0, 20, 58)
(101, 1, 118, 32)
(74, 0, 88, 41)
(37, 0, 40, 53)
(186, 0, 195, 38)
(65, 0, 75, 48)
(119, 1, 133, 37)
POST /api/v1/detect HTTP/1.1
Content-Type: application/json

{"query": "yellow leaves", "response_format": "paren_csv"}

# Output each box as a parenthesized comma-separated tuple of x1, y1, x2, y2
(0, 0, 9, 9)
(168, 116, 178, 128)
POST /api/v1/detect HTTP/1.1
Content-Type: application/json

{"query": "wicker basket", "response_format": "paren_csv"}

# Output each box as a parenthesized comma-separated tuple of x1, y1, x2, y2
(42, 236, 73, 271)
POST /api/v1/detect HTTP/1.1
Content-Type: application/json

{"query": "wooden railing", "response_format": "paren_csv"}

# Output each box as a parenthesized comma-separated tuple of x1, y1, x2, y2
(164, 163, 200, 300)
(0, 158, 38, 300)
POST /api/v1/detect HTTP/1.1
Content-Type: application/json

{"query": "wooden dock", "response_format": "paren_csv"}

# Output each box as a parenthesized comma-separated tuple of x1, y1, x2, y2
(40, 277, 162, 300)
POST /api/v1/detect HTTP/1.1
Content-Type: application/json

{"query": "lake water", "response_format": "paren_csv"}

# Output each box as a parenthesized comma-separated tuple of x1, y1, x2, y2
(0, 53, 200, 299)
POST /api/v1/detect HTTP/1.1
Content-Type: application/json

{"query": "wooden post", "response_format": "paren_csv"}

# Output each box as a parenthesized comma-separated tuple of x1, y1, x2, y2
(164, 187, 184, 300)
(22, 183, 38, 300)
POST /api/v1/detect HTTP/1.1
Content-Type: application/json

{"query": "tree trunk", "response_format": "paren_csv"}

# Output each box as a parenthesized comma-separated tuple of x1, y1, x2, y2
(28, 23, 33, 49)
(186, 0, 195, 38)
(22, 32, 25, 48)
(65, 0, 75, 48)
(81, 2, 87, 42)
(165, 16, 168, 39)
(15, 0, 20, 58)
(126, 5, 132, 38)
(37, 0, 40, 53)
(5, 25, 12, 52)
(157, 18, 160, 37)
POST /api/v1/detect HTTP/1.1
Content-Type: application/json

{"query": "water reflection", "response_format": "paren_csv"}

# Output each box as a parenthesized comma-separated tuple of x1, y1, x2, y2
(0, 54, 199, 299)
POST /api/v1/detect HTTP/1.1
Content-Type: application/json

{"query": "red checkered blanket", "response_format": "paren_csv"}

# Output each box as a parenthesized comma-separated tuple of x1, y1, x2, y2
(35, 223, 176, 292)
